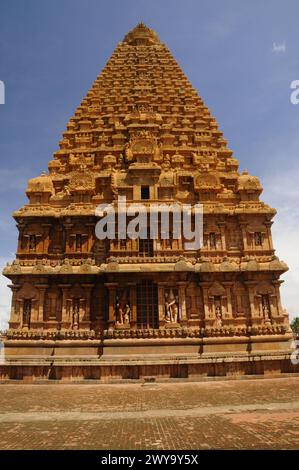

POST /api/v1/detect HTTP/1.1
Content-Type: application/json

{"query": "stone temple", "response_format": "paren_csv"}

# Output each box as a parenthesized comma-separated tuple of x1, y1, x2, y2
(1, 23, 297, 381)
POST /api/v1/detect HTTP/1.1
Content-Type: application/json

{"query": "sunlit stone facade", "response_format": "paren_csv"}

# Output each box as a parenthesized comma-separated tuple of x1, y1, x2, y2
(2, 24, 295, 381)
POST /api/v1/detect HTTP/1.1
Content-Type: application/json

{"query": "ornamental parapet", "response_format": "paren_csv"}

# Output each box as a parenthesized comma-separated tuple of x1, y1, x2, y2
(3, 255, 288, 276)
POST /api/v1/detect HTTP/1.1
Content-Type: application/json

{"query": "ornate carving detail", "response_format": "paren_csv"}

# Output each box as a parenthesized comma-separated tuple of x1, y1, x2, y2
(164, 288, 179, 323)
(68, 171, 94, 192)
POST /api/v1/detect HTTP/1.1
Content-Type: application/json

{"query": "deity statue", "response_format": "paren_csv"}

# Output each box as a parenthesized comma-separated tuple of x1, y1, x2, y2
(214, 298, 222, 328)
(124, 143, 134, 161)
(72, 301, 80, 330)
(262, 295, 271, 323)
(171, 296, 179, 323)
(164, 289, 179, 323)
(162, 154, 171, 170)
(115, 299, 124, 324)
(215, 311, 222, 328)
(123, 304, 131, 325)
(55, 184, 71, 199)
(23, 300, 31, 328)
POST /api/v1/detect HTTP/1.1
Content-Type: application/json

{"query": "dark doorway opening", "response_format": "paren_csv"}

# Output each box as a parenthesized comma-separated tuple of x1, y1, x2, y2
(137, 280, 158, 329)
(141, 186, 150, 200)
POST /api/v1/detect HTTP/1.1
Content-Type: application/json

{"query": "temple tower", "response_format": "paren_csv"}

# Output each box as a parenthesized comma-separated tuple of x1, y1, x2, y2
(2, 24, 295, 381)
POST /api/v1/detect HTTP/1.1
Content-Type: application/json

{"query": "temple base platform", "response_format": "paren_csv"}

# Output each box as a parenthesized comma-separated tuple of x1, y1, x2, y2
(1, 333, 298, 382)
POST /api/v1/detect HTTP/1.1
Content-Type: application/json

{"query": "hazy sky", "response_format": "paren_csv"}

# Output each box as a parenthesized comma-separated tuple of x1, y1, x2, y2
(0, 0, 298, 327)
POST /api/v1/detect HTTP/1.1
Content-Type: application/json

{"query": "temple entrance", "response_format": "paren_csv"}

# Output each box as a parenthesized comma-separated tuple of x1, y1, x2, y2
(137, 280, 158, 329)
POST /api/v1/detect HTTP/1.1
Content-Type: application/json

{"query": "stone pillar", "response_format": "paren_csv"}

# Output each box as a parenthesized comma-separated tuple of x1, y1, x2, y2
(269, 294, 276, 320)
(133, 185, 139, 200)
(272, 280, 283, 317)
(41, 224, 51, 254)
(36, 284, 48, 326)
(187, 282, 199, 320)
(245, 281, 258, 323)
(8, 284, 20, 326)
(218, 222, 226, 252)
(210, 296, 216, 318)
(81, 283, 93, 329)
(240, 223, 248, 252)
(86, 224, 94, 253)
(64, 223, 73, 254)
(105, 283, 118, 329)
(178, 282, 187, 325)
(200, 283, 211, 320)
(17, 229, 23, 254)
(265, 222, 274, 251)
(28, 294, 39, 325)
(223, 282, 233, 319)
(158, 283, 166, 327)
(128, 283, 137, 329)
(33, 234, 42, 254)
(59, 284, 71, 328)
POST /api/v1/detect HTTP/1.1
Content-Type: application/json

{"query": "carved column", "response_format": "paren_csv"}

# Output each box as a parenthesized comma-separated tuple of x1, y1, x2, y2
(200, 283, 211, 321)
(187, 282, 199, 321)
(36, 284, 48, 326)
(265, 222, 274, 251)
(269, 294, 276, 320)
(218, 222, 226, 252)
(128, 283, 137, 329)
(27, 294, 39, 325)
(59, 284, 71, 328)
(245, 281, 258, 324)
(272, 280, 283, 317)
(133, 185, 139, 200)
(41, 224, 51, 254)
(8, 284, 20, 326)
(81, 283, 93, 329)
(64, 223, 73, 254)
(240, 223, 248, 252)
(178, 282, 187, 325)
(158, 283, 167, 328)
(105, 283, 118, 329)
(17, 225, 25, 254)
(86, 224, 94, 253)
(223, 282, 233, 319)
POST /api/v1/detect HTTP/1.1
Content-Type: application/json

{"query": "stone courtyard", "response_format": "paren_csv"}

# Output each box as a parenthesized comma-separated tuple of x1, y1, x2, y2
(0, 376, 298, 450)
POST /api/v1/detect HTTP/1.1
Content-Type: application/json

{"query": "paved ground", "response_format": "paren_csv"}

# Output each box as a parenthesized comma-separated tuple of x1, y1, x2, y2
(0, 377, 299, 449)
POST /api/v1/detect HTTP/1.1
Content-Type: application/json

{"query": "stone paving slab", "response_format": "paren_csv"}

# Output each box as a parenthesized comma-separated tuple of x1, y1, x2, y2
(0, 377, 298, 449)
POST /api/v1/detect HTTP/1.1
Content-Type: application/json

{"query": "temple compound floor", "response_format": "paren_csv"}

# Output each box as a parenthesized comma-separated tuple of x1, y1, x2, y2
(0, 377, 298, 450)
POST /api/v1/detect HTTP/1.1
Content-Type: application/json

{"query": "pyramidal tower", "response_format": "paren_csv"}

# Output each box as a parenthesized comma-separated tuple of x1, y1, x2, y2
(2, 24, 296, 381)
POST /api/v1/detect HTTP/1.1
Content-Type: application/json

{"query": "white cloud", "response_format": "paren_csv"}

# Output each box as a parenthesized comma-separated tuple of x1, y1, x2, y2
(262, 165, 299, 321)
(272, 41, 286, 53)
(0, 259, 12, 330)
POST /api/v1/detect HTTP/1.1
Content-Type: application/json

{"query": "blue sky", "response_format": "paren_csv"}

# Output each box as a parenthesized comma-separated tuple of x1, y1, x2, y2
(0, 0, 298, 327)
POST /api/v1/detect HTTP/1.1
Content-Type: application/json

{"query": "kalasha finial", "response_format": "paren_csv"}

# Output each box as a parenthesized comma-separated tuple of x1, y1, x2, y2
(123, 23, 160, 46)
